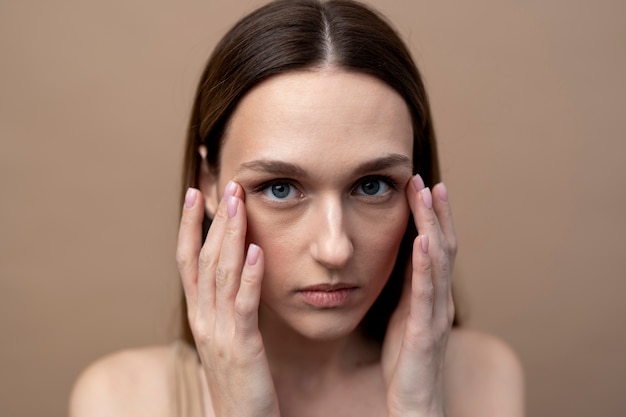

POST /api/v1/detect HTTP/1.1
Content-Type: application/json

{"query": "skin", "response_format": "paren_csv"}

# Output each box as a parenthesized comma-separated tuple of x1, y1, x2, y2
(183, 70, 453, 417)
(69, 69, 525, 417)
(207, 69, 414, 343)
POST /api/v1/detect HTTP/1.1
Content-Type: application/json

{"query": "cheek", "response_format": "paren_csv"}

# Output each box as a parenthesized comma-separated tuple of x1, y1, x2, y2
(244, 202, 304, 278)
(354, 204, 410, 269)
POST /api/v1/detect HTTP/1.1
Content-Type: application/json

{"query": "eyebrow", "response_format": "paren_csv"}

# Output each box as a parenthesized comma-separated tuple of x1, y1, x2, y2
(237, 153, 412, 177)
(353, 154, 413, 175)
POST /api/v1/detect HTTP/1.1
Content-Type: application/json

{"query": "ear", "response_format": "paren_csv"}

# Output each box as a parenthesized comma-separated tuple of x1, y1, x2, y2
(197, 145, 220, 218)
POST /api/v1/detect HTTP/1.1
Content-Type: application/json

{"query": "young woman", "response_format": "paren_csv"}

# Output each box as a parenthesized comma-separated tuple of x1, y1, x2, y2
(70, 1, 524, 416)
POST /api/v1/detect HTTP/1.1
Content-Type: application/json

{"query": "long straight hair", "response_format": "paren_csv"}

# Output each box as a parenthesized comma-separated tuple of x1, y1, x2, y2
(180, 0, 458, 346)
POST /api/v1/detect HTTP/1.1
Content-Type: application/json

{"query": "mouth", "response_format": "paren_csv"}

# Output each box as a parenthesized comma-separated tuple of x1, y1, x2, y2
(296, 283, 358, 308)
(299, 283, 358, 292)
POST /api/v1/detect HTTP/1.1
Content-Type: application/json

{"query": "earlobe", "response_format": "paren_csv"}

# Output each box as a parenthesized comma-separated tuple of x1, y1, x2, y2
(197, 145, 220, 218)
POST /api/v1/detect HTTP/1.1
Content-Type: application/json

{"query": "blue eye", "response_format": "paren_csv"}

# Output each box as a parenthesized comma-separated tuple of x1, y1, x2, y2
(355, 178, 390, 196)
(262, 182, 300, 200)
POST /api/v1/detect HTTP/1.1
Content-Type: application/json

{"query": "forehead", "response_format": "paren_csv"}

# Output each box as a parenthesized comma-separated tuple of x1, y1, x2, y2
(220, 70, 413, 175)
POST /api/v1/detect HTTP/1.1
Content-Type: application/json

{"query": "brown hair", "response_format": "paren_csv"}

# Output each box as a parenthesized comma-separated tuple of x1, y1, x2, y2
(180, 0, 458, 345)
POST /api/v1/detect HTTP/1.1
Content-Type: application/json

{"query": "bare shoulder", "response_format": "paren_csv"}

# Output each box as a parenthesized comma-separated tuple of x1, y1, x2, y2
(445, 328, 525, 417)
(69, 345, 175, 417)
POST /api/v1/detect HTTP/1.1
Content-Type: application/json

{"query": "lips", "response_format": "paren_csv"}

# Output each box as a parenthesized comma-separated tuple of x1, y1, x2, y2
(297, 283, 358, 308)
(298, 283, 358, 292)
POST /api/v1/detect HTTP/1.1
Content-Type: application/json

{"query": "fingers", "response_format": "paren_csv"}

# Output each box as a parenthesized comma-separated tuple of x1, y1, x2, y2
(409, 234, 434, 329)
(179, 179, 257, 341)
(234, 244, 264, 341)
(214, 194, 248, 329)
(195, 181, 238, 322)
(176, 187, 205, 319)
(177, 183, 276, 416)
(407, 175, 454, 326)
(432, 183, 458, 265)
(406, 177, 457, 256)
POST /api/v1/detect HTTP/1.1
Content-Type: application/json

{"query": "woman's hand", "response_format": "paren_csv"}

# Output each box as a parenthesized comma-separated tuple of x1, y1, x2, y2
(176, 182, 280, 417)
(381, 175, 458, 417)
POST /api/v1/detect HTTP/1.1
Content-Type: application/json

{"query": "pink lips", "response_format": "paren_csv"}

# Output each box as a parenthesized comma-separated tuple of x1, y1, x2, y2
(297, 284, 357, 308)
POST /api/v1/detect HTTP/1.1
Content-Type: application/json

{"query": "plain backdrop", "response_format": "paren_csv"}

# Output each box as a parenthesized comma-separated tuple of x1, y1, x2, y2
(1, 0, 625, 416)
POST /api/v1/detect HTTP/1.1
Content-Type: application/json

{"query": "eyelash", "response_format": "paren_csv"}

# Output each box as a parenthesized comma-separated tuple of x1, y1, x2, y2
(354, 175, 399, 195)
(250, 175, 399, 202)
(252, 179, 303, 201)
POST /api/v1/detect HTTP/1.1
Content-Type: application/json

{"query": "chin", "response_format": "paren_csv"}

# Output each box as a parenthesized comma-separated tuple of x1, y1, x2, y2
(295, 316, 360, 341)
(261, 304, 367, 342)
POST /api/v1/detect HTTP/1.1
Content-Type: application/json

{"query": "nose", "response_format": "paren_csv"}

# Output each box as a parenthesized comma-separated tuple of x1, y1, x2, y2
(309, 196, 354, 270)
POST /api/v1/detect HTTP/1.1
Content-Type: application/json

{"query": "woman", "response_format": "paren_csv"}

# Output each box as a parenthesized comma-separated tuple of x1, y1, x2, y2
(70, 1, 524, 416)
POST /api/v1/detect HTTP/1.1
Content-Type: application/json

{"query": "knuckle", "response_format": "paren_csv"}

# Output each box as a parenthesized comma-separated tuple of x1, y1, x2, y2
(425, 215, 437, 228)
(240, 271, 257, 287)
(433, 247, 450, 272)
(223, 220, 240, 238)
(190, 318, 211, 343)
(234, 298, 254, 321)
(419, 256, 432, 273)
(404, 326, 436, 352)
(214, 265, 231, 287)
(176, 251, 192, 271)
(198, 249, 217, 271)
(180, 211, 196, 227)
(417, 283, 435, 305)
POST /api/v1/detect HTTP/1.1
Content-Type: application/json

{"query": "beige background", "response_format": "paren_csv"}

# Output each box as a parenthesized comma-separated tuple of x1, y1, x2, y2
(1, 0, 625, 416)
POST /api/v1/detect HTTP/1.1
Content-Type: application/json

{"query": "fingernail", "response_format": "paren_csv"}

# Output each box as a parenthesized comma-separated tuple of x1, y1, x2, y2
(412, 174, 425, 191)
(437, 183, 448, 202)
(184, 188, 197, 209)
(421, 187, 432, 209)
(246, 244, 260, 265)
(223, 180, 237, 200)
(420, 234, 429, 254)
(227, 196, 238, 218)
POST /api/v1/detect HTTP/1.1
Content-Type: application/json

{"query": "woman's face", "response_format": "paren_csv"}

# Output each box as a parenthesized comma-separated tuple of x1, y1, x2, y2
(204, 70, 414, 340)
